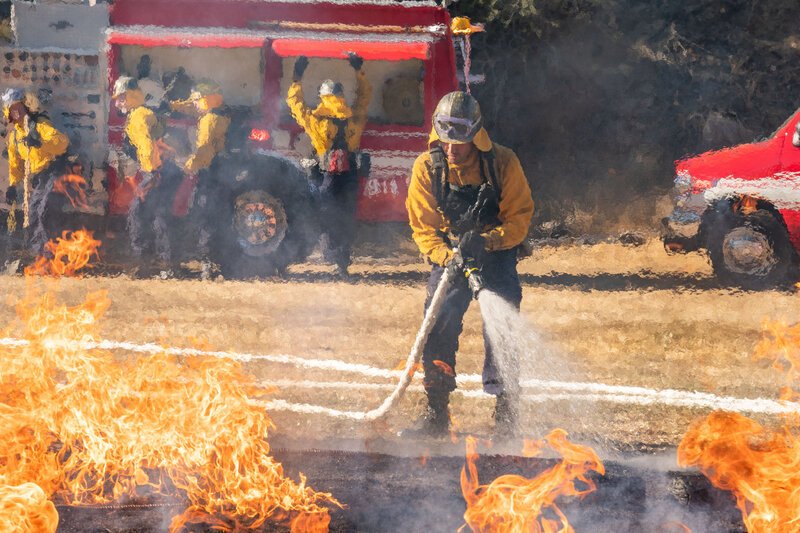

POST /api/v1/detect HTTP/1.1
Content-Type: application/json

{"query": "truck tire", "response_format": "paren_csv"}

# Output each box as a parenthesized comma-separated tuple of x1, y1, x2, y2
(704, 204, 795, 289)
(210, 155, 316, 278)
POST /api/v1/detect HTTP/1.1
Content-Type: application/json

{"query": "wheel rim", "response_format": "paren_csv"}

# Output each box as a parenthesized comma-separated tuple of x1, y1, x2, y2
(721, 226, 777, 276)
(232, 190, 287, 257)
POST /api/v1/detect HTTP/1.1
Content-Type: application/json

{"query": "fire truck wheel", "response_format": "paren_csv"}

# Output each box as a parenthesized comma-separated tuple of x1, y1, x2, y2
(704, 206, 795, 289)
(211, 156, 316, 279)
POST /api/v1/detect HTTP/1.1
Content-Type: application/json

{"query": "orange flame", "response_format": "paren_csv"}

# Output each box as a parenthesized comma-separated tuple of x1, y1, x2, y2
(678, 318, 800, 533)
(0, 483, 59, 532)
(2, 234, 340, 530)
(53, 174, 88, 210)
(461, 429, 605, 533)
(658, 523, 692, 532)
(432, 360, 455, 376)
(23, 229, 101, 277)
(393, 359, 423, 377)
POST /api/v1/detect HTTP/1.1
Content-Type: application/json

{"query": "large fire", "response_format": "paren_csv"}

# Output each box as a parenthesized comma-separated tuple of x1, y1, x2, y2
(678, 318, 800, 532)
(461, 429, 605, 533)
(1, 231, 339, 531)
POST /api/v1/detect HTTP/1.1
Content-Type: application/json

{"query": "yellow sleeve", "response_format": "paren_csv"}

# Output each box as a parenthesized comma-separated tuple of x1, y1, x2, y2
(169, 99, 201, 117)
(128, 109, 161, 172)
(351, 70, 372, 129)
(186, 113, 229, 174)
(35, 120, 69, 161)
(7, 130, 23, 186)
(286, 81, 319, 134)
(406, 154, 454, 267)
(482, 151, 534, 251)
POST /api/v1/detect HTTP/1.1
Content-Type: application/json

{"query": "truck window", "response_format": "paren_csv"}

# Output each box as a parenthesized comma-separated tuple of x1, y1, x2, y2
(118, 46, 264, 106)
(278, 57, 425, 127)
(769, 108, 800, 140)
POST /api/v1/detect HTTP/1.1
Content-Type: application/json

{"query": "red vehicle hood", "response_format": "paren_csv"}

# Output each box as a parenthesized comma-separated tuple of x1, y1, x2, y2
(676, 137, 783, 184)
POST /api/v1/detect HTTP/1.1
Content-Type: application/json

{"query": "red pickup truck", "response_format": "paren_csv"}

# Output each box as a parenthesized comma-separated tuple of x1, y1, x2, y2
(663, 109, 800, 288)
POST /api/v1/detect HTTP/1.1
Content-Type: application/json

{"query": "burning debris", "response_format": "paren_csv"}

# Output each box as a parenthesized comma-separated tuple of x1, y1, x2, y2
(678, 318, 800, 532)
(23, 229, 101, 277)
(0, 231, 340, 532)
(460, 429, 605, 533)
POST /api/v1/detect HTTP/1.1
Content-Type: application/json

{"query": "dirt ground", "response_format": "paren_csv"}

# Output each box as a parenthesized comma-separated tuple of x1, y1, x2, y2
(3, 239, 798, 459)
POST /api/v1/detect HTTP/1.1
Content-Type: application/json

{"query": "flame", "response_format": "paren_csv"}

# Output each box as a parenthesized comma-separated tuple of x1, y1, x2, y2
(678, 318, 800, 532)
(419, 449, 430, 467)
(1, 233, 340, 530)
(53, 174, 88, 209)
(24, 229, 101, 277)
(393, 359, 423, 377)
(461, 429, 604, 533)
(432, 360, 455, 376)
(659, 523, 692, 532)
(0, 483, 59, 532)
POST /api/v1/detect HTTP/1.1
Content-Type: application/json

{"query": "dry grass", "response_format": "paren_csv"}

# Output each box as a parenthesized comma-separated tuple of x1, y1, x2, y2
(2, 240, 797, 453)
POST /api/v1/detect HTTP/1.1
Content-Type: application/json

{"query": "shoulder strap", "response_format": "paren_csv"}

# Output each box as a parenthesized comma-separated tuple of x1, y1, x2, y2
(479, 148, 501, 195)
(429, 145, 449, 207)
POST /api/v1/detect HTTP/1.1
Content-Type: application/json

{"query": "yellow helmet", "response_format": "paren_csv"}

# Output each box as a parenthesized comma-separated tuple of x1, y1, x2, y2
(190, 79, 222, 100)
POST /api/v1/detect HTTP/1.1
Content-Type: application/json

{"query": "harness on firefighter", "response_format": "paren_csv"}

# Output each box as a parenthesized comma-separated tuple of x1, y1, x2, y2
(321, 117, 352, 174)
(429, 145, 501, 242)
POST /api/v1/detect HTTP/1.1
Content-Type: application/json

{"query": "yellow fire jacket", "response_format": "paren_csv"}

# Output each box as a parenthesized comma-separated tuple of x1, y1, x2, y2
(406, 128, 534, 267)
(286, 70, 372, 156)
(7, 117, 69, 186)
(170, 96, 230, 174)
(124, 90, 162, 173)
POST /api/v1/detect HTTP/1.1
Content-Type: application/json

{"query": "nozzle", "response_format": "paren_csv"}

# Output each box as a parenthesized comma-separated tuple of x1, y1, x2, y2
(465, 267, 484, 299)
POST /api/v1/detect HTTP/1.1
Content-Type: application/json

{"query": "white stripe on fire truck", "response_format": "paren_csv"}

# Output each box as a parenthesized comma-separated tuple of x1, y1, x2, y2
(108, 25, 440, 44)
(699, 172, 800, 209)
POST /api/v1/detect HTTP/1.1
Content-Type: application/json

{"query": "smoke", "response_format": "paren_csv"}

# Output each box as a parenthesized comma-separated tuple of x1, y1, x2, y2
(455, 0, 800, 232)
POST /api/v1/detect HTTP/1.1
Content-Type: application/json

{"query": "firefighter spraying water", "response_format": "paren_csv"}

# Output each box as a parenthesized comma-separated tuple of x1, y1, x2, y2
(403, 91, 534, 437)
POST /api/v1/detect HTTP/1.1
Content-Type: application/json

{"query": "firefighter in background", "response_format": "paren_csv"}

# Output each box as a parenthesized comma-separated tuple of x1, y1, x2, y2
(287, 53, 372, 277)
(2, 88, 69, 257)
(169, 79, 231, 278)
(112, 76, 180, 276)
(405, 91, 534, 437)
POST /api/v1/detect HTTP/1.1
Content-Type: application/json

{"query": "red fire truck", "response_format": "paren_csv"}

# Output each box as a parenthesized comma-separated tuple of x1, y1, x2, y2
(663, 109, 800, 288)
(101, 0, 459, 275)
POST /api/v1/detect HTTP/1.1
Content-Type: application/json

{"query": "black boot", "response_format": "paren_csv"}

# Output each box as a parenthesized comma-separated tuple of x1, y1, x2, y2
(402, 391, 450, 439)
(493, 392, 518, 437)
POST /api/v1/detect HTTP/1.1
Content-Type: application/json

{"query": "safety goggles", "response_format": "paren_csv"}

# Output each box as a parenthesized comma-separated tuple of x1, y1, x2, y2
(433, 115, 479, 143)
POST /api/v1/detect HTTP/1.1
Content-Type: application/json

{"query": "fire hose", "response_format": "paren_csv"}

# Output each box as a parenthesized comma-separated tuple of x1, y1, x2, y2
(362, 251, 483, 422)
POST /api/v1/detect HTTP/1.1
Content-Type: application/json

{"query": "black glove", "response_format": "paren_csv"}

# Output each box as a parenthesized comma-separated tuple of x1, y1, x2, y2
(5, 186, 17, 205)
(459, 230, 487, 260)
(293, 56, 309, 81)
(347, 52, 364, 71)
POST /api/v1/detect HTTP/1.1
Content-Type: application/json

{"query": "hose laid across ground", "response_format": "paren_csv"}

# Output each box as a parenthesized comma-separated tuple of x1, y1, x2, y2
(361, 266, 454, 421)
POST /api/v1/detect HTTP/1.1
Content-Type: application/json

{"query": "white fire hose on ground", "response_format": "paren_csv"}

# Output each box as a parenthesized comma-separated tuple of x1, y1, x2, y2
(360, 265, 455, 421)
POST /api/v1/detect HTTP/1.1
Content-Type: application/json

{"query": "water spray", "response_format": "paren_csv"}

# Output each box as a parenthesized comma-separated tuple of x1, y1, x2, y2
(247, 242, 483, 423)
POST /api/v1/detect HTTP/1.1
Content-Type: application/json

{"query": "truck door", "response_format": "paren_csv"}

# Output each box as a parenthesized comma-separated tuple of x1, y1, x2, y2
(779, 110, 800, 173)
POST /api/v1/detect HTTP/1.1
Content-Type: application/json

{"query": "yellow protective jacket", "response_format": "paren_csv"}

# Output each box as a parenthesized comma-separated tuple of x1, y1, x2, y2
(406, 128, 534, 267)
(170, 96, 230, 174)
(286, 70, 372, 156)
(7, 117, 69, 186)
(124, 90, 162, 173)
